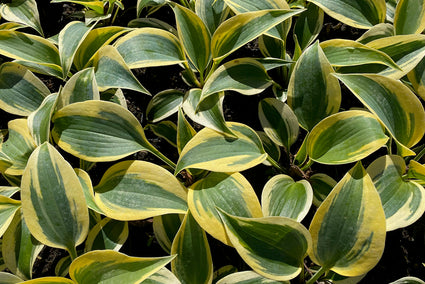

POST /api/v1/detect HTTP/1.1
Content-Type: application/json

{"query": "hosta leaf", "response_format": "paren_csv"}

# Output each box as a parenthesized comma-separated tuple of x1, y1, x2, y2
(334, 74, 425, 153)
(367, 155, 425, 231)
(52, 100, 174, 167)
(57, 68, 99, 109)
(201, 58, 273, 101)
(258, 98, 299, 149)
(309, 162, 386, 276)
(307, 110, 389, 165)
(75, 168, 104, 215)
(0, 62, 50, 116)
(147, 121, 177, 147)
(20, 277, 74, 283)
(94, 160, 187, 221)
(320, 39, 400, 70)
(217, 210, 311, 281)
(0, 119, 36, 176)
(293, 3, 324, 50)
(287, 41, 341, 131)
(0, 0, 43, 36)
(146, 89, 185, 123)
(257, 132, 281, 165)
(307, 0, 386, 29)
(0, 22, 26, 31)
(175, 122, 267, 173)
(390, 277, 425, 284)
(0, 196, 20, 238)
(21, 143, 89, 257)
(309, 173, 337, 207)
(0, 272, 23, 283)
(258, 35, 285, 59)
(188, 172, 263, 245)
(115, 28, 185, 68)
(407, 160, 425, 181)
(58, 21, 92, 79)
(171, 210, 213, 284)
(386, 0, 397, 22)
(153, 214, 183, 254)
(177, 108, 196, 154)
(100, 88, 127, 107)
(28, 94, 58, 146)
(356, 23, 394, 44)
(0, 31, 60, 67)
(173, 3, 211, 73)
(211, 9, 304, 61)
(137, 0, 166, 16)
(3, 211, 43, 280)
(94, 45, 149, 94)
(14, 60, 63, 79)
(84, 218, 129, 252)
(216, 271, 289, 284)
(195, 0, 229, 34)
(0, 187, 20, 198)
(394, 0, 425, 35)
(55, 255, 72, 277)
(141, 267, 181, 284)
(407, 55, 425, 101)
(69, 250, 175, 284)
(183, 89, 234, 137)
(74, 26, 130, 70)
(223, 0, 292, 41)
(50, 0, 104, 14)
(262, 175, 313, 222)
(128, 18, 176, 33)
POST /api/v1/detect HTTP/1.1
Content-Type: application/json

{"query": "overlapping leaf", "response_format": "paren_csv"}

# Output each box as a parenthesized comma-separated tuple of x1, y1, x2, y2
(0, 196, 20, 238)
(146, 90, 184, 122)
(293, 3, 324, 50)
(0, 0, 43, 36)
(84, 217, 129, 252)
(394, 0, 425, 35)
(195, 0, 229, 34)
(28, 94, 58, 146)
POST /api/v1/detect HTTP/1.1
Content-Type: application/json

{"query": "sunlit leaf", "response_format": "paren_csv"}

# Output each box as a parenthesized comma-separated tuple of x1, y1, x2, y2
(394, 0, 425, 35)
(84, 217, 129, 252)
(0, 0, 43, 36)
(28, 94, 58, 146)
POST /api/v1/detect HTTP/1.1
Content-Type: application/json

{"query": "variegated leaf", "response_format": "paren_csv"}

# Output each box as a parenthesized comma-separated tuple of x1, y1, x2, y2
(0, 0, 43, 36)
(28, 94, 58, 146)
(84, 217, 129, 252)
(146, 90, 184, 123)
(394, 0, 425, 35)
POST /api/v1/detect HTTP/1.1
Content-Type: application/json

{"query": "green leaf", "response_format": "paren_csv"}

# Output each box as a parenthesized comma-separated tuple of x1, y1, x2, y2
(146, 89, 185, 123)
(171, 210, 213, 284)
(320, 39, 400, 70)
(287, 41, 341, 131)
(94, 160, 187, 221)
(0, 187, 20, 198)
(137, 0, 166, 16)
(307, 0, 386, 29)
(188, 172, 263, 245)
(153, 214, 183, 254)
(183, 89, 234, 137)
(0, 0, 43, 36)
(293, 3, 324, 50)
(307, 110, 389, 164)
(69, 250, 175, 284)
(173, 3, 211, 73)
(28, 94, 58, 146)
(21, 142, 89, 257)
(94, 45, 150, 94)
(141, 267, 181, 284)
(367, 155, 425, 231)
(257, 131, 281, 166)
(201, 58, 273, 101)
(262, 175, 312, 222)
(176, 122, 267, 173)
(216, 271, 289, 284)
(309, 173, 337, 207)
(75, 168, 104, 215)
(74, 26, 130, 70)
(217, 210, 311, 281)
(147, 121, 177, 147)
(84, 218, 129, 252)
(177, 108, 197, 155)
(0, 62, 50, 116)
(407, 54, 425, 101)
(334, 73, 425, 154)
(258, 98, 299, 149)
(394, 0, 425, 35)
(211, 9, 304, 61)
(0, 272, 23, 283)
(2, 211, 43, 280)
(195, 0, 229, 34)
(128, 18, 177, 33)
(51, 0, 104, 14)
(407, 160, 425, 181)
(356, 23, 394, 44)
(16, 276, 74, 283)
(52, 100, 175, 168)
(0, 196, 20, 238)
(115, 28, 185, 68)
(13, 60, 64, 79)
(0, 119, 37, 176)
(58, 21, 92, 79)
(309, 162, 386, 276)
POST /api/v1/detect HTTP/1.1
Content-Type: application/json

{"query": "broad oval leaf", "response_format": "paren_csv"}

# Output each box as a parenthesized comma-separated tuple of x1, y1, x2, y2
(356, 23, 395, 45)
(28, 94, 58, 146)
(217, 210, 311, 281)
(309, 173, 337, 207)
(171, 210, 213, 284)
(146, 89, 185, 122)
(309, 162, 386, 276)
(258, 98, 299, 149)
(0, 0, 43, 36)
(201, 58, 273, 101)
(287, 41, 341, 131)
(307, 0, 386, 29)
(367, 155, 425, 231)
(21, 142, 89, 257)
(195, 0, 229, 34)
(0, 62, 50, 116)
(188, 172, 263, 245)
(307, 110, 388, 165)
(69, 250, 175, 284)
(217, 271, 289, 284)
(261, 175, 313, 222)
(334, 74, 425, 153)
(394, 0, 425, 35)
(176, 122, 267, 173)
(211, 9, 304, 61)
(0, 196, 20, 238)
(84, 217, 129, 252)
(94, 160, 187, 221)
(114, 28, 185, 68)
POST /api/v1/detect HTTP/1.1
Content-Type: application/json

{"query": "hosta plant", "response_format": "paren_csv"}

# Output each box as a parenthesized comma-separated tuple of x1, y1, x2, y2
(0, 0, 425, 283)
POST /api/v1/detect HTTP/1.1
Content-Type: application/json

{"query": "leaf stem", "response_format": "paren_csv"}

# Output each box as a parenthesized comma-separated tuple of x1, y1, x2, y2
(183, 61, 201, 87)
(148, 147, 177, 169)
(68, 246, 78, 261)
(266, 155, 288, 174)
(306, 266, 327, 284)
